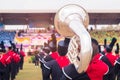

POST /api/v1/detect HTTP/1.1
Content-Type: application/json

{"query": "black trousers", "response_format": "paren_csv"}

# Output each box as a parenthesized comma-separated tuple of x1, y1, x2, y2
(42, 60, 63, 80)
(19, 57, 24, 70)
(5, 64, 11, 80)
(0, 63, 7, 80)
(10, 62, 16, 80)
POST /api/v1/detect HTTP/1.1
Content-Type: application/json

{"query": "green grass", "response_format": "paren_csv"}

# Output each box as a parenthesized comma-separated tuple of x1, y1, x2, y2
(16, 57, 42, 80)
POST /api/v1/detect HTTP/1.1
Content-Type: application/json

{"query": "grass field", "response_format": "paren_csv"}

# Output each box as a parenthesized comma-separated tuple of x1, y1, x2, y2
(16, 57, 42, 80)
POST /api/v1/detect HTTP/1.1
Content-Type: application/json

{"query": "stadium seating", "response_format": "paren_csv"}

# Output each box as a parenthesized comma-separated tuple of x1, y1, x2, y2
(0, 31, 16, 43)
(89, 30, 120, 44)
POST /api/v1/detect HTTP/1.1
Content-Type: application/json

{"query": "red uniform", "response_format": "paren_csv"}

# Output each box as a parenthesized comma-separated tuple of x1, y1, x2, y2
(7, 50, 20, 63)
(0, 53, 12, 66)
(0, 55, 6, 66)
(20, 50, 25, 57)
(92, 53, 102, 61)
(50, 51, 59, 60)
(105, 52, 119, 66)
(3, 54, 12, 65)
(86, 59, 109, 80)
(56, 56, 70, 68)
(7, 50, 14, 57)
(86, 51, 118, 80)
(14, 54, 20, 63)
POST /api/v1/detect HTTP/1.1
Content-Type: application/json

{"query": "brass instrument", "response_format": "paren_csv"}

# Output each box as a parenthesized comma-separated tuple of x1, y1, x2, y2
(54, 4, 92, 73)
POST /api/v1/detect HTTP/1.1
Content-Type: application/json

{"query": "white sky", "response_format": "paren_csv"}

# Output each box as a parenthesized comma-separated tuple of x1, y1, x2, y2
(0, 0, 120, 13)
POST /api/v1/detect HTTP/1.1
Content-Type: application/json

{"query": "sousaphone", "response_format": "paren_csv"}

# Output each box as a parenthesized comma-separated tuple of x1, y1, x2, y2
(54, 4, 93, 73)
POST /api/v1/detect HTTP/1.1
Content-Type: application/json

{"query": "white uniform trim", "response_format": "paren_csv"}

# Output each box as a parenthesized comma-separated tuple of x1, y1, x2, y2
(62, 68, 72, 80)
(39, 58, 44, 63)
(6, 56, 11, 61)
(43, 64, 50, 70)
(114, 60, 120, 65)
(99, 54, 104, 60)
(104, 64, 109, 75)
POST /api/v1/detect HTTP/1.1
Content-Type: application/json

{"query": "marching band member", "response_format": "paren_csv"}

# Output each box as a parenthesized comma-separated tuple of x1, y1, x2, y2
(61, 38, 103, 80)
(0, 50, 7, 80)
(19, 44, 25, 70)
(7, 41, 20, 80)
(61, 37, 118, 80)
(38, 33, 59, 63)
(39, 33, 59, 80)
(113, 43, 120, 80)
(42, 38, 70, 80)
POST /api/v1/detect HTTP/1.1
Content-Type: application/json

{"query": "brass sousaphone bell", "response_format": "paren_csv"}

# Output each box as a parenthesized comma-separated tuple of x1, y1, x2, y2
(54, 4, 93, 73)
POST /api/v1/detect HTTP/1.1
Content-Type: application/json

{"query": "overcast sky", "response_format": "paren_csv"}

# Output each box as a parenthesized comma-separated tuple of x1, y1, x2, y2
(0, 0, 120, 13)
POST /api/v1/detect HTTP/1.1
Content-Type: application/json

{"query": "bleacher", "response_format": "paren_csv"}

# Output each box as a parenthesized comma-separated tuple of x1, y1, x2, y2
(89, 30, 120, 44)
(0, 31, 16, 42)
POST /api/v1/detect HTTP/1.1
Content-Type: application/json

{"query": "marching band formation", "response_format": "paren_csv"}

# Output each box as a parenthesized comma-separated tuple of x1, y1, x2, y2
(1, 33, 120, 80)
(36, 5, 120, 80)
(0, 42, 25, 80)
(37, 34, 120, 80)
